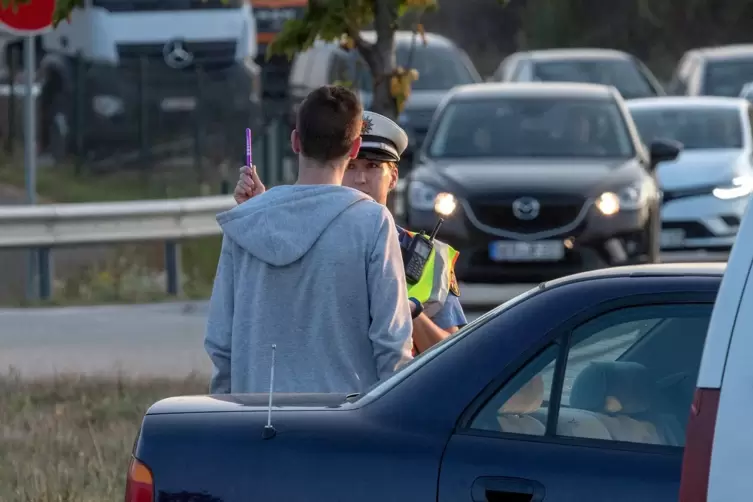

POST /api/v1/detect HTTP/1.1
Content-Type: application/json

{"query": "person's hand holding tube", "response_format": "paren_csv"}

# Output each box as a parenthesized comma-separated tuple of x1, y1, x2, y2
(234, 165, 265, 204)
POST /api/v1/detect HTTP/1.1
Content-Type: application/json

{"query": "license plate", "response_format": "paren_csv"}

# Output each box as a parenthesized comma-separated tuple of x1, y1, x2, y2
(489, 240, 565, 262)
(661, 229, 686, 248)
(160, 97, 196, 112)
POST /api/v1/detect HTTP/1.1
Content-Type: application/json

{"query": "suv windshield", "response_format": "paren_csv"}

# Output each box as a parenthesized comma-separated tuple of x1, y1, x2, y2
(427, 97, 635, 158)
(703, 59, 753, 96)
(629, 106, 743, 149)
(533, 59, 657, 99)
(347, 43, 477, 91)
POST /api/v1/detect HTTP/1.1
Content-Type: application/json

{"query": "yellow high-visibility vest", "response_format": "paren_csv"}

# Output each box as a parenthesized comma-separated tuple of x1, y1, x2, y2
(401, 229, 460, 317)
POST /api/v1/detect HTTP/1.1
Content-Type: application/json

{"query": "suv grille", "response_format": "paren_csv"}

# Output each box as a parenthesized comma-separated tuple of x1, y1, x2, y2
(117, 41, 237, 72)
(469, 195, 585, 233)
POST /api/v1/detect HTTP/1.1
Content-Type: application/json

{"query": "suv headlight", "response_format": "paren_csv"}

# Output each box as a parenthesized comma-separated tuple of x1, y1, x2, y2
(713, 176, 753, 200)
(617, 181, 648, 210)
(408, 181, 439, 211)
(595, 182, 648, 215)
(408, 181, 456, 214)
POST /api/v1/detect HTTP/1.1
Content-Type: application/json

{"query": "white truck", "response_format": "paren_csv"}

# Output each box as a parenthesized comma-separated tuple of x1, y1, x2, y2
(1, 0, 261, 161)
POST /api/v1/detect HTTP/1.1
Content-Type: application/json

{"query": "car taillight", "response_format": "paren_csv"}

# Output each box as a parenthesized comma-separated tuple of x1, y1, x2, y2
(124, 456, 154, 502)
(678, 387, 721, 502)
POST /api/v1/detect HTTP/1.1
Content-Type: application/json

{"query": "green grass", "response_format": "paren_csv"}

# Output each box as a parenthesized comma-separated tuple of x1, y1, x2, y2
(0, 372, 207, 502)
(0, 153, 227, 306)
(0, 153, 210, 203)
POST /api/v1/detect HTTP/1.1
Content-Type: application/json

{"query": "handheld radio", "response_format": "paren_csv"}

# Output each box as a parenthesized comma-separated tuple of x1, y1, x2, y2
(404, 218, 444, 284)
(404, 232, 434, 284)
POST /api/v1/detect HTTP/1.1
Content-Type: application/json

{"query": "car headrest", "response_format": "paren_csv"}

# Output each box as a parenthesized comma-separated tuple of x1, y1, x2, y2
(570, 361, 655, 415)
(500, 374, 544, 414)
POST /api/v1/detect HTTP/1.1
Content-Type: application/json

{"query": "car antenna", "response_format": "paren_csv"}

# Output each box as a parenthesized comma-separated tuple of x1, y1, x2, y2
(262, 344, 277, 439)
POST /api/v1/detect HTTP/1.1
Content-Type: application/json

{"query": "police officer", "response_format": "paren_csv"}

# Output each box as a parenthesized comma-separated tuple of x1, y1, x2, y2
(235, 111, 467, 353)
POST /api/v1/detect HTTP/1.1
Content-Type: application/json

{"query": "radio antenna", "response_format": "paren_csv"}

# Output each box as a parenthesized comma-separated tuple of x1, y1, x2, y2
(429, 218, 444, 241)
(262, 344, 277, 439)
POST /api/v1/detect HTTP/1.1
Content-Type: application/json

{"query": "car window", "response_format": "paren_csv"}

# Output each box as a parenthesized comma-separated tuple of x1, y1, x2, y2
(468, 303, 713, 447)
(353, 285, 543, 405)
(346, 43, 478, 91)
(427, 97, 635, 158)
(629, 106, 744, 150)
(532, 59, 656, 99)
(703, 59, 753, 97)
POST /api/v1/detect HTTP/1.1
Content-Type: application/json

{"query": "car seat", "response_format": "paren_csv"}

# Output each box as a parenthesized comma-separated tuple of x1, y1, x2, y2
(569, 361, 683, 445)
(495, 374, 546, 435)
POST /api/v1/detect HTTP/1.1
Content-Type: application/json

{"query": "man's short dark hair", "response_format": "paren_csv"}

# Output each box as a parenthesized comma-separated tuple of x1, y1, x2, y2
(296, 85, 363, 164)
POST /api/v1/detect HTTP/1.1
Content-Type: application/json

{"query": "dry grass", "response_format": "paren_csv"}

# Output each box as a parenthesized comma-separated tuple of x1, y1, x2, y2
(0, 371, 207, 502)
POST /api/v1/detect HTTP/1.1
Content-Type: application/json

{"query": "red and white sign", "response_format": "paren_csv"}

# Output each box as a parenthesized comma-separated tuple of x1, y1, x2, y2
(0, 0, 56, 35)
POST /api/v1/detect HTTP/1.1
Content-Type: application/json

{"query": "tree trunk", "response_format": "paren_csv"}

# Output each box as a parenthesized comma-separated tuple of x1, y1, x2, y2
(366, 0, 399, 119)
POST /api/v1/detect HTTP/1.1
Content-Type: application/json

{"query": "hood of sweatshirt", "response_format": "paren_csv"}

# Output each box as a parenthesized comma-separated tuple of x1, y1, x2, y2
(216, 184, 372, 266)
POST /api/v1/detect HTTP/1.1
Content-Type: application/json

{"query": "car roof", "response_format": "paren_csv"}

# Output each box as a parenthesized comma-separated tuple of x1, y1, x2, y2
(692, 44, 753, 61)
(309, 30, 457, 53)
(626, 96, 748, 110)
(448, 82, 617, 100)
(543, 262, 726, 290)
(359, 30, 456, 47)
(520, 48, 633, 61)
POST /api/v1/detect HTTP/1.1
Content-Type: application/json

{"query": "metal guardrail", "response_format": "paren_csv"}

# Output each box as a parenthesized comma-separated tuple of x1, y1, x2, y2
(0, 183, 409, 301)
(0, 195, 236, 248)
(0, 195, 236, 300)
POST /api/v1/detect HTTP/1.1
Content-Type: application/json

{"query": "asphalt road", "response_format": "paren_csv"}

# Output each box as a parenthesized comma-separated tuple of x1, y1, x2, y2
(0, 250, 727, 380)
(0, 290, 499, 379)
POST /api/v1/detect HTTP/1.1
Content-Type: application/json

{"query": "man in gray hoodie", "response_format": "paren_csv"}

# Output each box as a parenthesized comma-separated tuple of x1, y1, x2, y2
(204, 85, 414, 395)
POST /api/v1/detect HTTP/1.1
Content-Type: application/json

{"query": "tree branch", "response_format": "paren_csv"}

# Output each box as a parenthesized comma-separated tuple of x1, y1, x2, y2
(346, 22, 377, 68)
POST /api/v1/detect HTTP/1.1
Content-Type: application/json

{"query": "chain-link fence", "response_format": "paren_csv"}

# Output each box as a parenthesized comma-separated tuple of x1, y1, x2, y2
(0, 50, 296, 195)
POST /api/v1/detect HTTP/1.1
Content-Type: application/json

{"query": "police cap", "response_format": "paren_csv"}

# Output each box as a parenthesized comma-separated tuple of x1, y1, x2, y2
(358, 111, 409, 163)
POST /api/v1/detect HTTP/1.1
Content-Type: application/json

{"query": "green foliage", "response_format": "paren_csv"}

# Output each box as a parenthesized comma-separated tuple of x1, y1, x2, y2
(52, 0, 84, 26)
(0, 0, 30, 12)
(267, 0, 375, 61)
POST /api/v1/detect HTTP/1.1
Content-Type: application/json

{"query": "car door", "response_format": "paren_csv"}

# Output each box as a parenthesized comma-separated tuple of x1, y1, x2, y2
(438, 293, 715, 502)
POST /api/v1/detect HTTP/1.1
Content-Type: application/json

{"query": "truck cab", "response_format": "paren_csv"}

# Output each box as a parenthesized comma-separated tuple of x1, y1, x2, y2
(3, 0, 262, 162)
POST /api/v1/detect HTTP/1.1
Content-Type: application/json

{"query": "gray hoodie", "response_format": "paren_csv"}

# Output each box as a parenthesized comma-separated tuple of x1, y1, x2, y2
(204, 184, 414, 394)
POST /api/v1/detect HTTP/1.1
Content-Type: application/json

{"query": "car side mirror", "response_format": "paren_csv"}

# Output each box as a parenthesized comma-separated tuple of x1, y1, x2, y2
(648, 138, 683, 171)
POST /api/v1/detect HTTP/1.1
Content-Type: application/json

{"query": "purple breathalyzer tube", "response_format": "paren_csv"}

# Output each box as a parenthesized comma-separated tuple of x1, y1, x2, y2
(245, 128, 253, 168)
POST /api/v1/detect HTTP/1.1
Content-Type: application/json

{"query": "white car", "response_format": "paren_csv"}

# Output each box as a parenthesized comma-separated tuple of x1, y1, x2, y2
(678, 182, 753, 501)
(626, 96, 753, 252)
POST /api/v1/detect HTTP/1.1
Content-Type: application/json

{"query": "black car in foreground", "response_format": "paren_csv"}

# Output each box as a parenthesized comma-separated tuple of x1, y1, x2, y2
(404, 82, 681, 282)
(126, 263, 721, 502)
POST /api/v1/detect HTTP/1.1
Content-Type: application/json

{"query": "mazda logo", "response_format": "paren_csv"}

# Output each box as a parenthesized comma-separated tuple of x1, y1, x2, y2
(163, 40, 194, 69)
(511, 197, 540, 220)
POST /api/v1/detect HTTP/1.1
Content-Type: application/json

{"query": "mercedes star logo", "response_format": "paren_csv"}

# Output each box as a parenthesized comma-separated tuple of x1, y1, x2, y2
(511, 197, 541, 220)
(163, 40, 194, 69)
